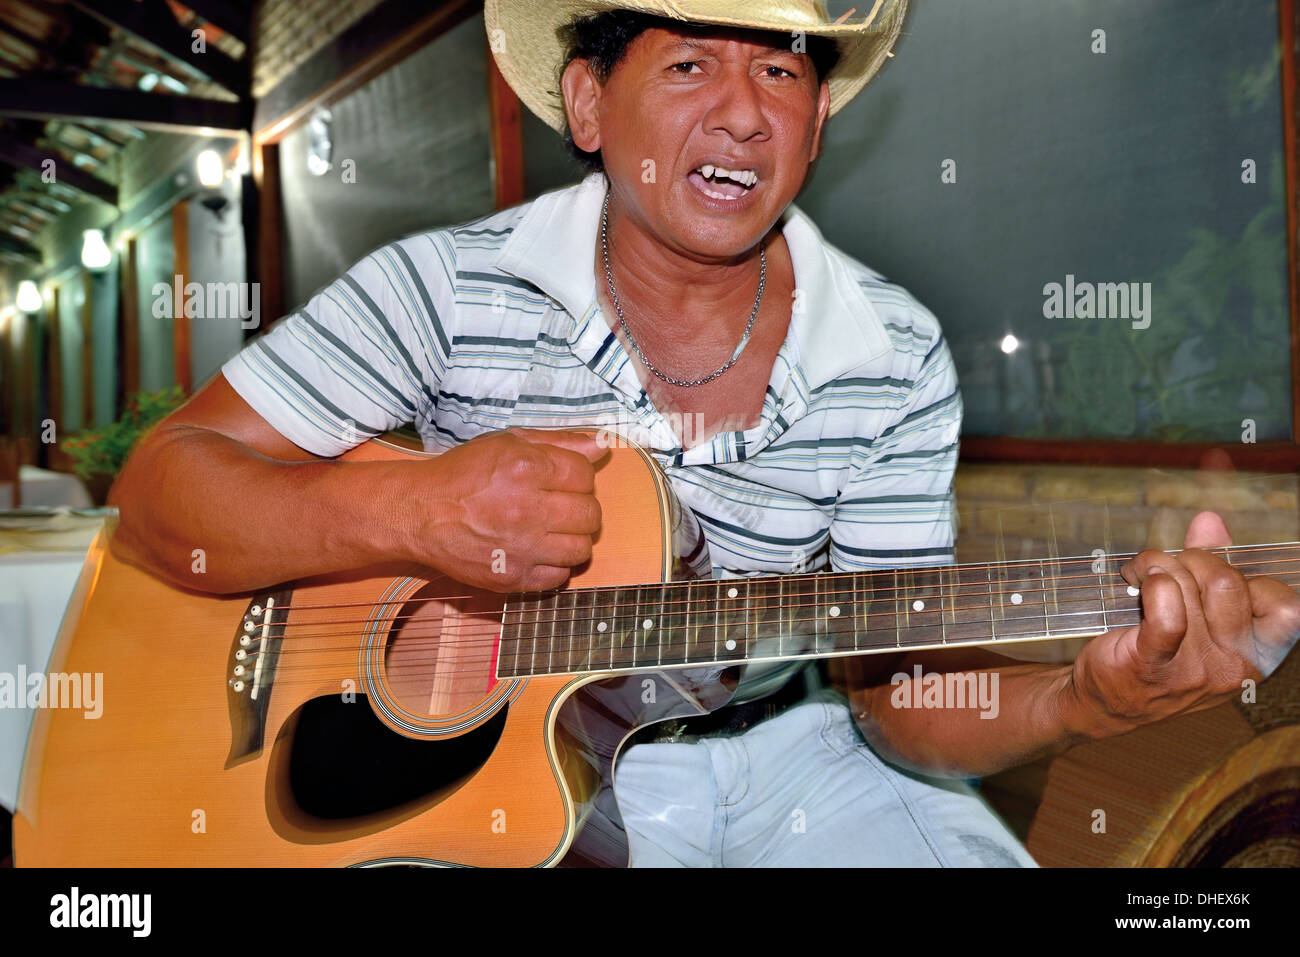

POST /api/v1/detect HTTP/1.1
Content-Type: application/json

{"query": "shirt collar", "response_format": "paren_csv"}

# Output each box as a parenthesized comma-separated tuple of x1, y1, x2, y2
(494, 172, 893, 388)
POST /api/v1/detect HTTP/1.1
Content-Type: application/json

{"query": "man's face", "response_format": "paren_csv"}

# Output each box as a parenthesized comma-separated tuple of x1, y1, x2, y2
(564, 25, 831, 262)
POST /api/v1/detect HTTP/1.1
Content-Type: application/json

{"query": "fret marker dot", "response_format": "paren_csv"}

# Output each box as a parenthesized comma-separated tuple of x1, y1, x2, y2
(725, 639, 737, 651)
(912, 599, 925, 612)
(727, 587, 738, 598)
(1127, 585, 1140, 597)
(829, 606, 841, 617)
(642, 618, 653, 630)
(1010, 593, 1023, 605)
(596, 621, 608, 633)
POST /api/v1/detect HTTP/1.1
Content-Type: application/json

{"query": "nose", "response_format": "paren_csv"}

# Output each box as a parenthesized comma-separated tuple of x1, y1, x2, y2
(701, 63, 770, 143)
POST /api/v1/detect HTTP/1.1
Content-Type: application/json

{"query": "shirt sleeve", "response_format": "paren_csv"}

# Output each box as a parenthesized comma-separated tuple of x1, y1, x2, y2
(221, 233, 456, 457)
(829, 323, 962, 571)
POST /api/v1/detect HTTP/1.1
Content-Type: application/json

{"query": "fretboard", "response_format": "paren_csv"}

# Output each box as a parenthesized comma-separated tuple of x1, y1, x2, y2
(494, 543, 1300, 678)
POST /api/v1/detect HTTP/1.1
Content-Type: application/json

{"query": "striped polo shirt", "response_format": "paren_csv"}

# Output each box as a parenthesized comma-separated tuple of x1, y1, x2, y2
(222, 172, 962, 694)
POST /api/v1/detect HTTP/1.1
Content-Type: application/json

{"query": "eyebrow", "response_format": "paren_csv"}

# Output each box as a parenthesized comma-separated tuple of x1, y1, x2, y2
(664, 36, 803, 57)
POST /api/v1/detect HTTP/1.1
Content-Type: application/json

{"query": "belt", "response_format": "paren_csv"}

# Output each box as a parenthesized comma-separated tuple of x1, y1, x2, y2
(640, 665, 815, 744)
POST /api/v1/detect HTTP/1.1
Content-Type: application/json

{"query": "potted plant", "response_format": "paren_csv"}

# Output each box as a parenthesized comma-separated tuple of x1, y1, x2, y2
(60, 386, 185, 505)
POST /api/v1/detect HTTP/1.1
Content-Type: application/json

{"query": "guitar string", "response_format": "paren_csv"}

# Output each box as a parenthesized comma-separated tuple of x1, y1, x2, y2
(251, 574, 1287, 680)
(267, 608, 1155, 682)
(263, 540, 1248, 608)
(251, 561, 1300, 656)
(264, 545, 1300, 615)
(264, 582, 1153, 646)
(252, 555, 1300, 641)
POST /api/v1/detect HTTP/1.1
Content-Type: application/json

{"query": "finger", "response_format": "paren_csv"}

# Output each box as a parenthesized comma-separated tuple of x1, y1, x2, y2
(521, 565, 571, 593)
(1133, 572, 1188, 667)
(1246, 577, 1300, 675)
(535, 532, 594, 569)
(512, 428, 609, 464)
(1183, 510, 1233, 549)
(1177, 548, 1252, 649)
(539, 491, 602, 534)
(1247, 575, 1300, 620)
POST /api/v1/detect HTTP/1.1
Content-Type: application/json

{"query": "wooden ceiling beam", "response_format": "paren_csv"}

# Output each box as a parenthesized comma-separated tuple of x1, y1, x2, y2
(0, 78, 242, 133)
(0, 131, 117, 204)
(67, 0, 246, 94)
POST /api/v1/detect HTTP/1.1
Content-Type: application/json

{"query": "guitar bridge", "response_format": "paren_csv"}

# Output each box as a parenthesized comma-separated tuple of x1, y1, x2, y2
(225, 588, 292, 768)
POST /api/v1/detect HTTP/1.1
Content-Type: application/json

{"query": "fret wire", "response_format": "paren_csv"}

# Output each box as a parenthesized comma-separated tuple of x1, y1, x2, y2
(657, 582, 666, 666)
(563, 590, 575, 674)
(987, 564, 997, 642)
(748, 579, 759, 660)
(1040, 559, 1051, 640)
(526, 598, 538, 677)
(813, 567, 823, 655)
(686, 579, 696, 660)
(499, 601, 512, 677)
(778, 575, 785, 659)
(547, 593, 556, 675)
(1098, 561, 1108, 635)
(608, 588, 616, 670)
(940, 564, 951, 645)
(851, 568, 860, 652)
(893, 568, 901, 649)
(712, 579, 722, 660)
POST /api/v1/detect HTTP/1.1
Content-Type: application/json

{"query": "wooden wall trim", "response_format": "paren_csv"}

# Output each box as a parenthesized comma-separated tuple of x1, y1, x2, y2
(172, 202, 192, 394)
(119, 236, 140, 404)
(1282, 0, 1299, 448)
(80, 270, 93, 427)
(487, 41, 525, 209)
(959, 437, 1300, 472)
(254, 141, 285, 329)
(44, 285, 61, 469)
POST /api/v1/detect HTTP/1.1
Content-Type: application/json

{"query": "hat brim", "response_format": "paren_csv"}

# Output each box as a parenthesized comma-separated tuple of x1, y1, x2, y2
(484, 0, 908, 134)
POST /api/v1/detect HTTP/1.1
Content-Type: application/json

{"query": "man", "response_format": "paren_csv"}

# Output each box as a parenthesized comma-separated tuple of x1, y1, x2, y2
(111, 0, 1300, 866)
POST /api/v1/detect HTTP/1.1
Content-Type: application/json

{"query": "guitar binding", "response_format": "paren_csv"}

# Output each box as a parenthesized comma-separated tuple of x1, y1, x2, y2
(225, 587, 293, 768)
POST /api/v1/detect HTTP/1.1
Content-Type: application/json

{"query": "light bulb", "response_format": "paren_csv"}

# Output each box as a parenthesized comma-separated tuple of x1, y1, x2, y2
(81, 229, 111, 269)
(196, 149, 225, 188)
(16, 280, 42, 312)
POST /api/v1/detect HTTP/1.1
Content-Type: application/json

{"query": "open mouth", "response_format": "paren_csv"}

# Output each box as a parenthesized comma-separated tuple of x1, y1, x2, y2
(687, 164, 759, 202)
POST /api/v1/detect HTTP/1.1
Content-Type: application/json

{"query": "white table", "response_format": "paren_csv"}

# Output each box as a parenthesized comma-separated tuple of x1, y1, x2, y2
(0, 512, 106, 811)
(0, 466, 93, 510)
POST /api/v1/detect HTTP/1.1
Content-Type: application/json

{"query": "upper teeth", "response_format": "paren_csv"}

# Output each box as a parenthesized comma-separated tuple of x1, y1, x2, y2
(699, 164, 757, 187)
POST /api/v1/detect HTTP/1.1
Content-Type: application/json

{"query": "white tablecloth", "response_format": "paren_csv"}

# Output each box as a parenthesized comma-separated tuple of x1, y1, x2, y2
(0, 514, 105, 812)
(0, 466, 93, 510)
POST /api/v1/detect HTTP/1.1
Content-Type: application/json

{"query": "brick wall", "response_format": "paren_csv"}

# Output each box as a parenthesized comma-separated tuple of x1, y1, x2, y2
(953, 462, 1299, 663)
(252, 0, 389, 97)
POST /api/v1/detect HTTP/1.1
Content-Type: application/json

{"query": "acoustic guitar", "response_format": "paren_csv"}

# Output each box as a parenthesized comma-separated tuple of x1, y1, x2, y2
(13, 432, 1299, 866)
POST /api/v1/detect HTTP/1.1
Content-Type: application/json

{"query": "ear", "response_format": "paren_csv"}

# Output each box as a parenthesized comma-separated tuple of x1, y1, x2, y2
(561, 58, 603, 154)
(808, 78, 832, 162)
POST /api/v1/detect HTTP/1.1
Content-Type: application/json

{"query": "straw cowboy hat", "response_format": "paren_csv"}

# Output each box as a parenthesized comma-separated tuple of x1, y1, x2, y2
(483, 0, 908, 133)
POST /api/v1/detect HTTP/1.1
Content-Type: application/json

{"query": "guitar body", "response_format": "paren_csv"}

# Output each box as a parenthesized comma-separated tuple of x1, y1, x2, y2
(14, 434, 734, 867)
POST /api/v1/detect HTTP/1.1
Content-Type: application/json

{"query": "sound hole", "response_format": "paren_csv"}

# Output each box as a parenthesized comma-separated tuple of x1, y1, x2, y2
(286, 693, 507, 820)
(383, 582, 506, 718)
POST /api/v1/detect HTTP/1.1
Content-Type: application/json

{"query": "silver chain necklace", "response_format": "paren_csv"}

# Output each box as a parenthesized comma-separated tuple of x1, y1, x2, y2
(601, 193, 765, 388)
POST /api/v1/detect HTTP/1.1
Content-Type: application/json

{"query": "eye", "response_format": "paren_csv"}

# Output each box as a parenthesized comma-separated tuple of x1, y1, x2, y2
(763, 65, 797, 78)
(671, 60, 702, 74)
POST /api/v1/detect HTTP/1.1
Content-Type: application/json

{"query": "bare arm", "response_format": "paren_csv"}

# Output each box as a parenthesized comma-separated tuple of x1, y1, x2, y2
(109, 373, 605, 595)
(845, 648, 1080, 779)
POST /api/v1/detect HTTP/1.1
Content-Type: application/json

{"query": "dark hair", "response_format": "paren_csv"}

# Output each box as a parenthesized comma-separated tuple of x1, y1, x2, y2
(559, 11, 842, 173)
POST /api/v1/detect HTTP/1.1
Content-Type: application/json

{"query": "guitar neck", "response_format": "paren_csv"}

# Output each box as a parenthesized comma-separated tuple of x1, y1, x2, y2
(495, 542, 1300, 678)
